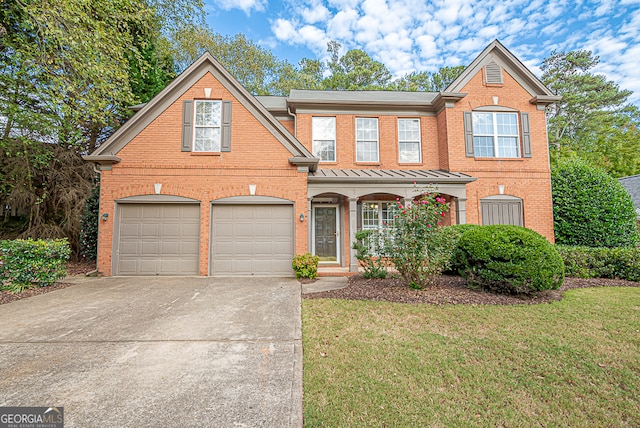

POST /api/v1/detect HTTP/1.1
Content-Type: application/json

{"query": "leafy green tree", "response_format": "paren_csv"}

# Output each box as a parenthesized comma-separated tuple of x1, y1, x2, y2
(393, 66, 465, 92)
(541, 50, 639, 175)
(322, 41, 392, 90)
(551, 159, 638, 248)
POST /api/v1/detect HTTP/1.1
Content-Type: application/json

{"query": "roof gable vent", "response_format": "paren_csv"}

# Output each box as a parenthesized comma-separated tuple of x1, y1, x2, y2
(484, 61, 503, 84)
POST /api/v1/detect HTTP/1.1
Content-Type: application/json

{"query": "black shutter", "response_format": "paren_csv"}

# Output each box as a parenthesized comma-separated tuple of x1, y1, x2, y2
(521, 112, 531, 158)
(182, 100, 193, 152)
(221, 101, 232, 152)
(464, 111, 474, 157)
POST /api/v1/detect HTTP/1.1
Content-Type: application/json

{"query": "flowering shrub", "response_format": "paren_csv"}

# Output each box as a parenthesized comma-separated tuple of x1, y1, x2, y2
(381, 189, 454, 289)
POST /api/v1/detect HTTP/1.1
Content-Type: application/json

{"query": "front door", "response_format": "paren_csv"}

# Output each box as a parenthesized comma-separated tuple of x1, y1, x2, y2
(314, 205, 339, 262)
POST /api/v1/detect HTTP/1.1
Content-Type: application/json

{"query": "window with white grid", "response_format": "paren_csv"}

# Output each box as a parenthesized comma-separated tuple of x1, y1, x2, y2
(398, 118, 421, 163)
(472, 112, 519, 158)
(356, 118, 379, 162)
(312, 117, 336, 162)
(194, 100, 221, 152)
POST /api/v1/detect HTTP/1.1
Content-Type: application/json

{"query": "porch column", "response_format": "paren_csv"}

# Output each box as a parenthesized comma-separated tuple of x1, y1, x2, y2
(307, 197, 313, 253)
(456, 198, 467, 224)
(349, 197, 359, 272)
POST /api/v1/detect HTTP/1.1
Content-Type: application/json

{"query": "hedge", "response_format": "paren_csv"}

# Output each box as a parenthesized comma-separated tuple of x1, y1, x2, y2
(454, 225, 565, 294)
(556, 245, 640, 282)
(0, 239, 71, 290)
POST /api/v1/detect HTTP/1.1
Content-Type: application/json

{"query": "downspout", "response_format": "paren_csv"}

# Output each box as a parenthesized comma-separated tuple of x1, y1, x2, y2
(287, 106, 297, 138)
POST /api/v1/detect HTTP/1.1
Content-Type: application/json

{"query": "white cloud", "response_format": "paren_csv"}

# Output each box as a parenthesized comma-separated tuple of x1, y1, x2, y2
(212, 0, 266, 14)
(262, 0, 639, 105)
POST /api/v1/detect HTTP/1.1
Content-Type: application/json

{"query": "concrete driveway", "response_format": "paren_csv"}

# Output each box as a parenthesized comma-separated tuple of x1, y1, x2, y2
(0, 276, 302, 427)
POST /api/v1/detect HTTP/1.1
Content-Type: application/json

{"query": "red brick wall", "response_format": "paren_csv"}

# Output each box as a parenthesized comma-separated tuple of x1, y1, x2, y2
(445, 69, 555, 241)
(97, 72, 308, 275)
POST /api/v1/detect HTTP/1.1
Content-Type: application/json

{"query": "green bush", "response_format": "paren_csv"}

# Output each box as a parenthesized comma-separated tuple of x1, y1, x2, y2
(292, 252, 320, 279)
(441, 224, 481, 274)
(353, 230, 388, 279)
(552, 159, 639, 247)
(454, 225, 564, 294)
(557, 245, 640, 282)
(79, 181, 100, 260)
(0, 239, 71, 291)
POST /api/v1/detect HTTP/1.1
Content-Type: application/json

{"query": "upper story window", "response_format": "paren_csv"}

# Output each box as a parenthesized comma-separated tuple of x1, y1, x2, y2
(398, 118, 421, 163)
(472, 112, 519, 158)
(356, 118, 379, 162)
(312, 116, 336, 162)
(194, 100, 222, 152)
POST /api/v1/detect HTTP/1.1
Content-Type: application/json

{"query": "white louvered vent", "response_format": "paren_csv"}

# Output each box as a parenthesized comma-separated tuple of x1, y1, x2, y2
(484, 61, 503, 84)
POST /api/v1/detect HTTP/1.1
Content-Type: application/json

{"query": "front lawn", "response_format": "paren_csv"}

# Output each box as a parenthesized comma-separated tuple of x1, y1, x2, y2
(303, 287, 640, 426)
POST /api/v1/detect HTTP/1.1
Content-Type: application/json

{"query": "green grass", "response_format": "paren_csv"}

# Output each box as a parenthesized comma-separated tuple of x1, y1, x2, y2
(303, 287, 640, 427)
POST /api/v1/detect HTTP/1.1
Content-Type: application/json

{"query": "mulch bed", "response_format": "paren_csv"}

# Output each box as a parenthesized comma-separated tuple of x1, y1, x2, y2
(0, 259, 95, 306)
(303, 275, 640, 305)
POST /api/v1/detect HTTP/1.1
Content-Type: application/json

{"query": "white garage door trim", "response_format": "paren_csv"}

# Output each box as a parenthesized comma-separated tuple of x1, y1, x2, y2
(114, 196, 200, 276)
(210, 196, 295, 276)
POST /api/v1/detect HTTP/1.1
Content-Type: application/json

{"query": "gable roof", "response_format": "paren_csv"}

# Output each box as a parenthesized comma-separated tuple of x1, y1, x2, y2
(85, 52, 317, 170)
(619, 174, 640, 217)
(446, 39, 561, 106)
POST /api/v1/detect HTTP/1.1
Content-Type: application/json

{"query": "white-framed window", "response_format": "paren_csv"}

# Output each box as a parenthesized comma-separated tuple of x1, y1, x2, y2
(398, 118, 421, 163)
(356, 118, 379, 162)
(194, 100, 222, 152)
(361, 202, 399, 230)
(312, 116, 336, 162)
(472, 112, 519, 158)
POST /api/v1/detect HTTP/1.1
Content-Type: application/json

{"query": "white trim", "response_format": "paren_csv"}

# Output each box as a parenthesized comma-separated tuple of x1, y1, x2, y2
(398, 118, 422, 163)
(355, 117, 379, 162)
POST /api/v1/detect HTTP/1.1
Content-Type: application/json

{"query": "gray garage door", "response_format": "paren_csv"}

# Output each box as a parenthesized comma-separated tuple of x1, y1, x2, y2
(116, 203, 200, 275)
(211, 204, 294, 276)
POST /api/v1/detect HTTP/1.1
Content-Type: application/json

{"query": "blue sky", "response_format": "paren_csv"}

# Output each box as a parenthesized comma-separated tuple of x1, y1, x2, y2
(204, 0, 640, 105)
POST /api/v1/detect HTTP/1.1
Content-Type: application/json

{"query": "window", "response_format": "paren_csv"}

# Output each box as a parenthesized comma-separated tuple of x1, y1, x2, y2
(361, 202, 399, 230)
(356, 118, 379, 162)
(194, 100, 222, 152)
(312, 117, 336, 162)
(398, 118, 421, 163)
(472, 112, 519, 158)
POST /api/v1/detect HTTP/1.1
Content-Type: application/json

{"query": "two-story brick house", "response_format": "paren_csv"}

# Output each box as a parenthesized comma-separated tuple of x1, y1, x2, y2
(85, 40, 560, 276)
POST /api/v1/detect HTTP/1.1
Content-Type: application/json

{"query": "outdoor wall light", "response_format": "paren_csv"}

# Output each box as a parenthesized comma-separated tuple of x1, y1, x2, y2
(299, 213, 305, 222)
(101, 213, 109, 221)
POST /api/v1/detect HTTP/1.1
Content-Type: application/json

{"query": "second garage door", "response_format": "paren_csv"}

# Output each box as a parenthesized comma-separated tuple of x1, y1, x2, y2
(211, 204, 294, 276)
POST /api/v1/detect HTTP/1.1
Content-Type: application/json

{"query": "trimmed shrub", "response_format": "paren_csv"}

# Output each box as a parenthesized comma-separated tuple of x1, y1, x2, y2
(292, 253, 320, 279)
(353, 230, 387, 279)
(441, 224, 481, 274)
(552, 159, 639, 247)
(0, 239, 71, 291)
(557, 245, 640, 282)
(454, 225, 564, 294)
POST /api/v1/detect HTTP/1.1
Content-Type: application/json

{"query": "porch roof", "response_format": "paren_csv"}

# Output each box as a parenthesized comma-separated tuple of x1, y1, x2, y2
(308, 169, 476, 184)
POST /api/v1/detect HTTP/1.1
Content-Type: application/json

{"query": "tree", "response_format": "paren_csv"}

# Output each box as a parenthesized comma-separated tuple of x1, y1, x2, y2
(0, 0, 199, 253)
(322, 41, 392, 90)
(541, 50, 640, 175)
(551, 159, 638, 248)
(393, 66, 465, 92)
